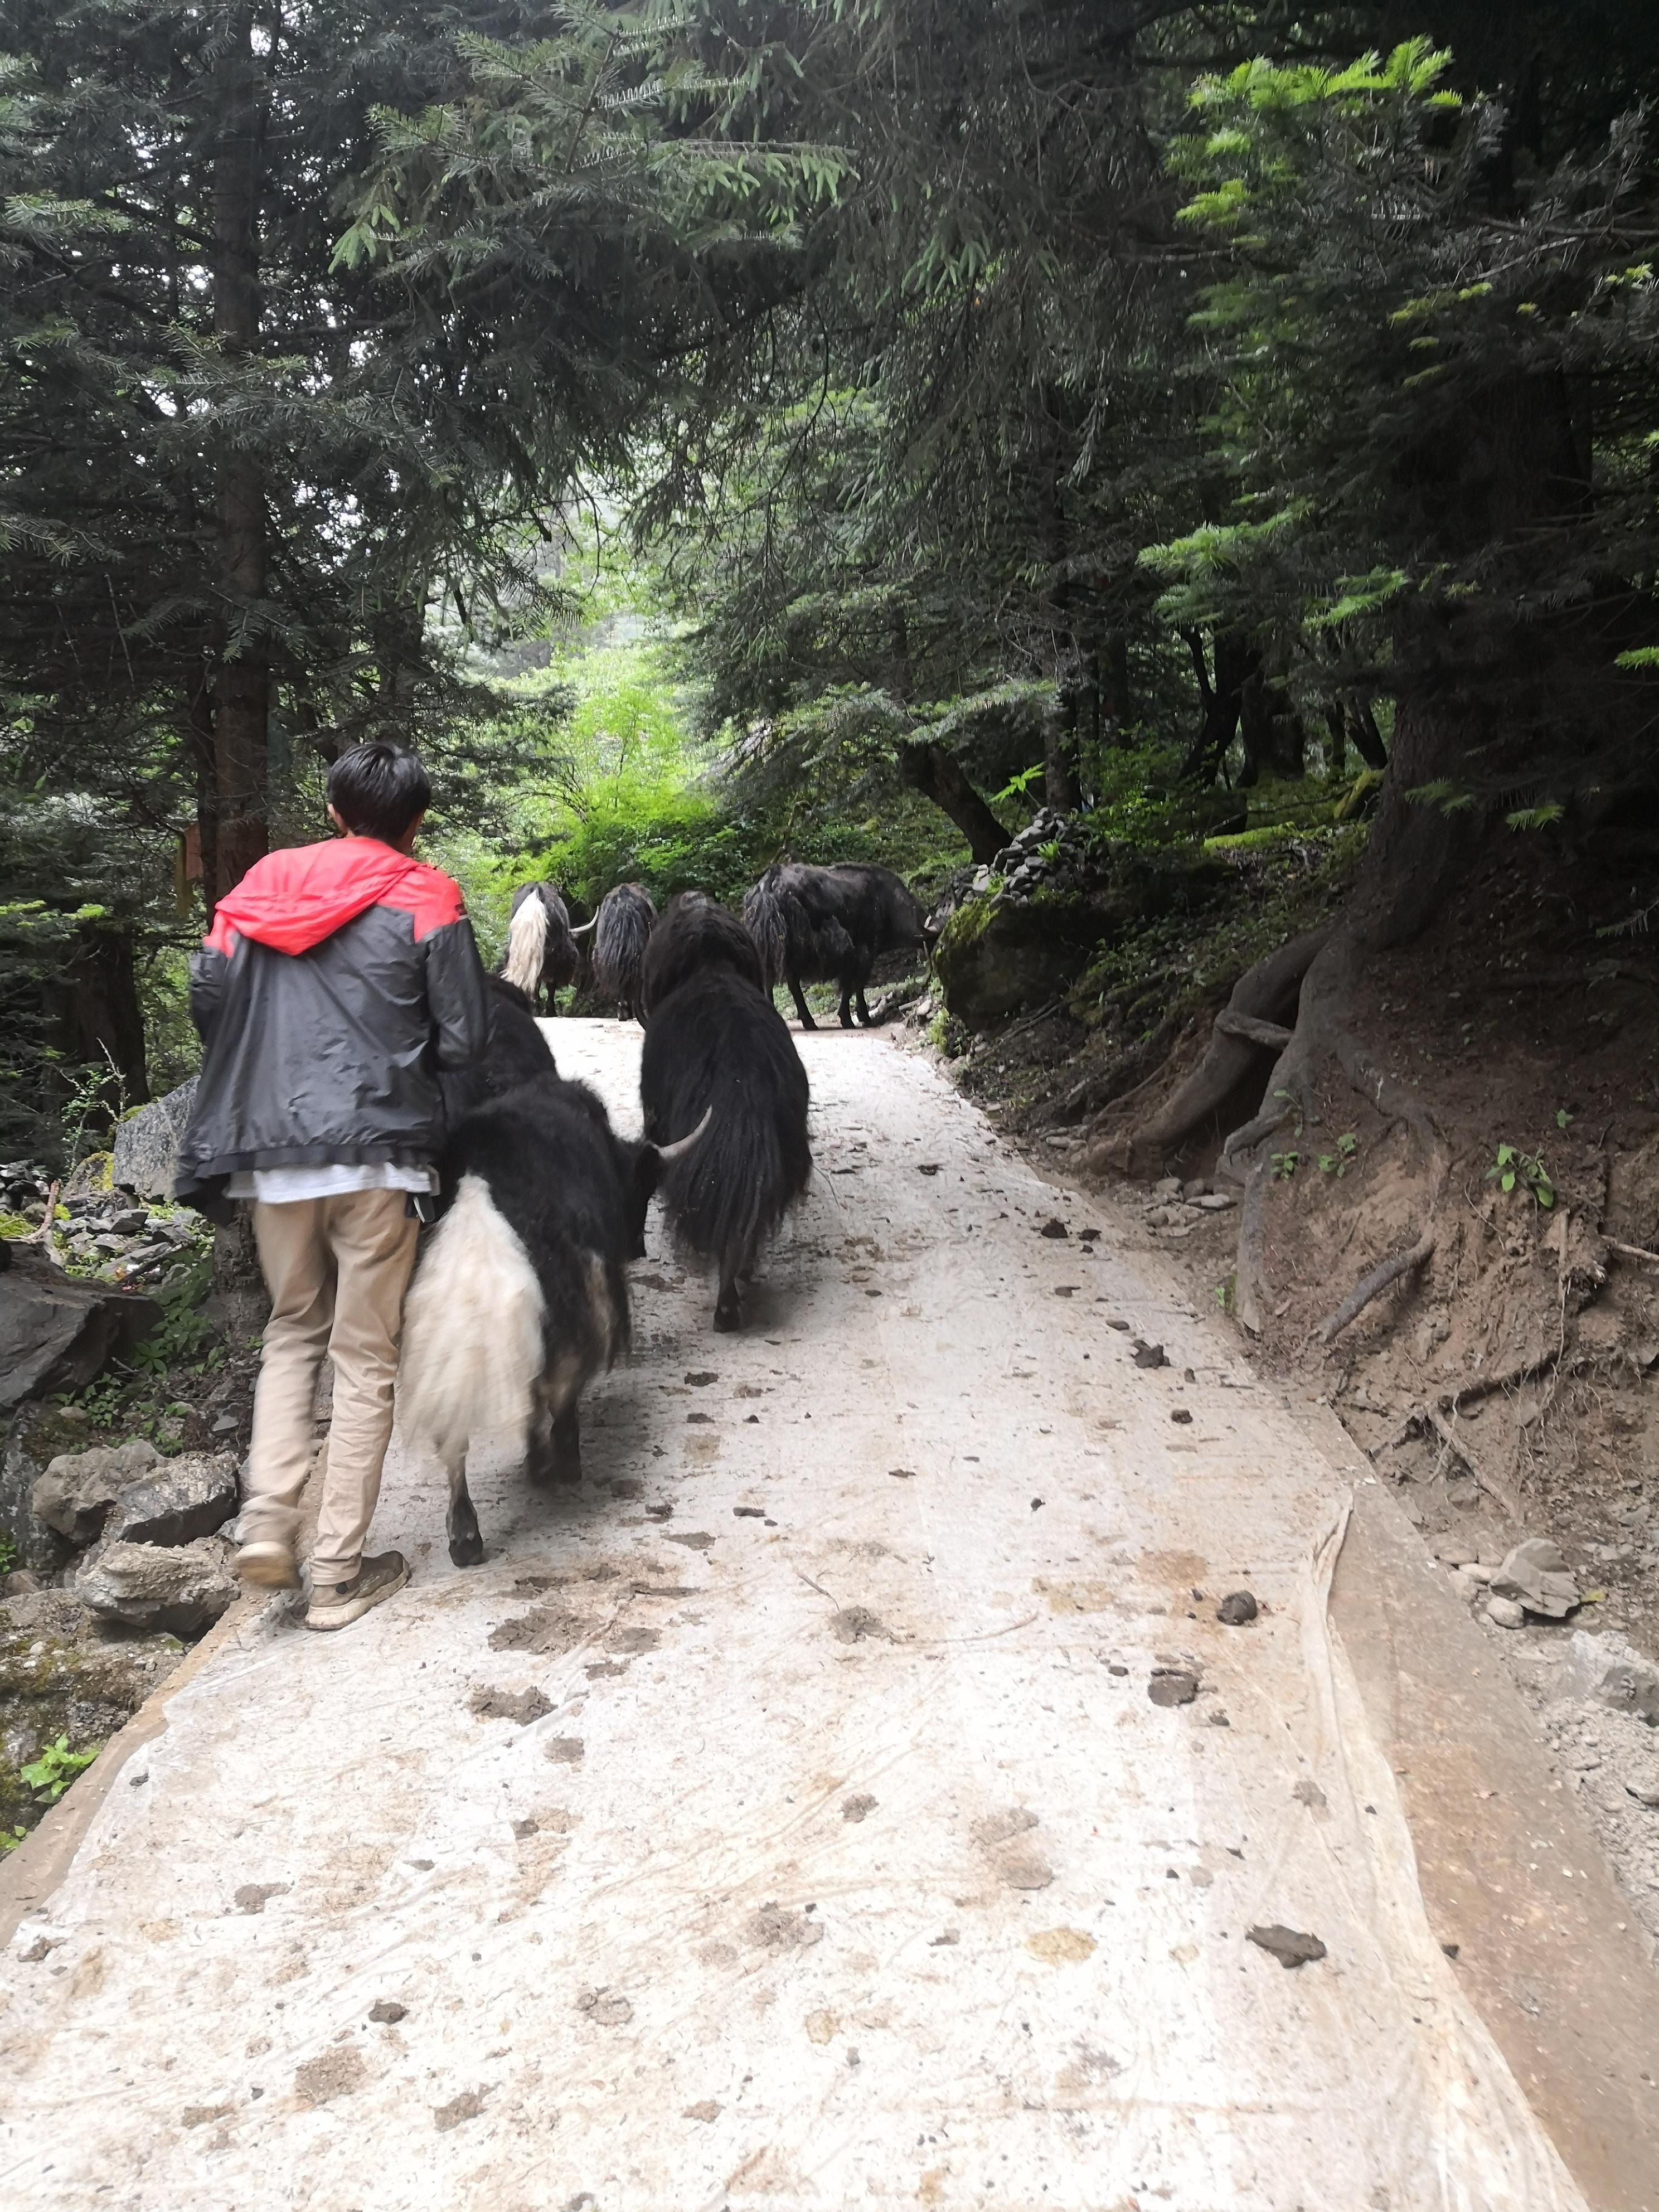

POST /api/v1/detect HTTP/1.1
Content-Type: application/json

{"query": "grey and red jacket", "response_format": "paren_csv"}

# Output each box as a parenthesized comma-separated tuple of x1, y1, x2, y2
(174, 837, 489, 1216)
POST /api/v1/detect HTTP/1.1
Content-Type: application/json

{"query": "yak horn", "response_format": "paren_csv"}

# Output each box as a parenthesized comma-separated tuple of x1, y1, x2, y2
(570, 917, 598, 938)
(655, 1106, 712, 1163)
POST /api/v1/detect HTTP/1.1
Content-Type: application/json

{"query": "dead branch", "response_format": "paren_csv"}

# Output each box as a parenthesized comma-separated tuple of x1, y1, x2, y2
(1604, 1235, 1659, 1267)
(28, 1181, 65, 1269)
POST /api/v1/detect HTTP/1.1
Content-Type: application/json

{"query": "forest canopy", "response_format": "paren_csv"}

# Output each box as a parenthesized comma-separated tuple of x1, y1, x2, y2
(4, 0, 1658, 1164)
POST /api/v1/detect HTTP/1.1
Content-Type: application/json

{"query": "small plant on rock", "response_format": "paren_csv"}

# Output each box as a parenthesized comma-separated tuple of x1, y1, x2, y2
(21, 1735, 100, 1802)
(1318, 1132, 1359, 1177)
(1270, 1149, 1299, 1180)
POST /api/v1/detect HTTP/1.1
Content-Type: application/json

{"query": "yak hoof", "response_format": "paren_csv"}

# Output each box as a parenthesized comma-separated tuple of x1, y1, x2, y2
(714, 1299, 742, 1333)
(448, 1526, 484, 1568)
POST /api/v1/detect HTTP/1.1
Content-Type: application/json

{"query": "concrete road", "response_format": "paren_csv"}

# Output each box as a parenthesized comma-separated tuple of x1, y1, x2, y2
(0, 1025, 1589, 2208)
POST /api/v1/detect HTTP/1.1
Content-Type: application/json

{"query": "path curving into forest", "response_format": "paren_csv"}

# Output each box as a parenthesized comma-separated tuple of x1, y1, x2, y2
(0, 1026, 1619, 2208)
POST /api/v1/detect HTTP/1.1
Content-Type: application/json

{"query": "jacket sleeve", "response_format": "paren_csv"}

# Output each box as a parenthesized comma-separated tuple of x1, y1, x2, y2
(188, 948, 230, 1044)
(423, 916, 491, 1071)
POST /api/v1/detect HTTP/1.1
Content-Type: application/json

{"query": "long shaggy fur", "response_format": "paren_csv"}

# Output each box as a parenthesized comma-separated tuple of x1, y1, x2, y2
(641, 967, 811, 1286)
(641, 891, 764, 1016)
(503, 882, 578, 1002)
(593, 882, 656, 1018)
(399, 1173, 546, 1470)
(741, 862, 924, 1026)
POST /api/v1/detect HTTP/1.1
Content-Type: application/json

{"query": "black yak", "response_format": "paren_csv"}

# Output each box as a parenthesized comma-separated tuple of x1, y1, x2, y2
(592, 882, 656, 1022)
(501, 881, 579, 1010)
(640, 895, 811, 1330)
(743, 862, 927, 1029)
(639, 888, 764, 1016)
(400, 997, 706, 1566)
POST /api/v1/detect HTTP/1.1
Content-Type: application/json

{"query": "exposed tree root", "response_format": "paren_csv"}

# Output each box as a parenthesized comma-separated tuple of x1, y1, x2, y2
(1414, 1403, 1525, 1525)
(1312, 1218, 1439, 1347)
(1123, 928, 1329, 1176)
(1212, 1010, 1294, 1050)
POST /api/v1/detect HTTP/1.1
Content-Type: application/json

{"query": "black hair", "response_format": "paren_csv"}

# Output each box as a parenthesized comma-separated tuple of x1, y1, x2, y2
(327, 743, 431, 843)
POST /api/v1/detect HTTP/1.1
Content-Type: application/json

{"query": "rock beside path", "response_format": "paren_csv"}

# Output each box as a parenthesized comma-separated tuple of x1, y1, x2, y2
(77, 1535, 237, 1638)
(32, 1439, 161, 1546)
(0, 1250, 160, 1414)
(1560, 1628, 1659, 1725)
(112, 1081, 197, 1202)
(106, 1453, 239, 1549)
(1490, 1537, 1580, 1621)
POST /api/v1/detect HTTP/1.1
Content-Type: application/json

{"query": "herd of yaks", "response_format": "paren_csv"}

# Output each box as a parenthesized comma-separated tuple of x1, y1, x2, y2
(398, 862, 929, 1567)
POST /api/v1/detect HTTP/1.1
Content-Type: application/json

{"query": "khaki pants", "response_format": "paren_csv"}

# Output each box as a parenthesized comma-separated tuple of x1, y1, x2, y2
(241, 1190, 420, 1586)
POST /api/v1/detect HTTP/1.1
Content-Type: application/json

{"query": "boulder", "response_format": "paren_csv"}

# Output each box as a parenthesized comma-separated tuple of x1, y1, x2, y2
(0, 1247, 161, 1413)
(1559, 1628, 1659, 1724)
(113, 1080, 198, 1202)
(32, 1438, 161, 1546)
(933, 895, 1104, 1026)
(107, 1452, 239, 1548)
(76, 1535, 237, 1638)
(1489, 1537, 1580, 1621)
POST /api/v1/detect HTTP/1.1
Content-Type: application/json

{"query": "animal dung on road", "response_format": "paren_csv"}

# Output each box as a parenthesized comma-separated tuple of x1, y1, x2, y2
(575, 1988, 634, 2025)
(831, 1605, 889, 1643)
(544, 1737, 585, 1764)
(842, 1793, 877, 1823)
(1247, 1924, 1328, 1970)
(368, 1999, 407, 2024)
(1039, 1218, 1069, 1238)
(1148, 1668, 1200, 1707)
(1216, 1590, 1259, 1625)
(1132, 1340, 1169, 1368)
(685, 1370, 718, 1386)
(1170, 1407, 1194, 1424)
(469, 1686, 554, 1725)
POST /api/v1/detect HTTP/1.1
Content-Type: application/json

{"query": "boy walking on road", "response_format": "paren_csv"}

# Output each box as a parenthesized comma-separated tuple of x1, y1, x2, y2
(176, 745, 488, 1630)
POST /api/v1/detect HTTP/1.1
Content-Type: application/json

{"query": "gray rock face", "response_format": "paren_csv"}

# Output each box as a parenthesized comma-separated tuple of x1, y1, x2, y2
(32, 1439, 160, 1546)
(76, 1535, 237, 1638)
(106, 1453, 239, 1548)
(0, 1249, 160, 1413)
(1490, 1536, 1580, 1620)
(112, 1080, 198, 1201)
(1560, 1628, 1659, 1725)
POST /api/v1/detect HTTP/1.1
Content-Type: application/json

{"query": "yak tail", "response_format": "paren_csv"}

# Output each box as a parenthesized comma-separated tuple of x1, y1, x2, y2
(397, 1176, 544, 1469)
(501, 891, 549, 997)
(594, 887, 653, 1002)
(742, 871, 789, 988)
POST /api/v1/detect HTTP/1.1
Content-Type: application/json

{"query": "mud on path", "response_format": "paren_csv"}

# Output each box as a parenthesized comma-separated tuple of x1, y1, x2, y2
(0, 1025, 1646, 2208)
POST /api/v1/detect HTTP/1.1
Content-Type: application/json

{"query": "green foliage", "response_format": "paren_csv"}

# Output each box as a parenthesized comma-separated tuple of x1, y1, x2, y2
(20, 1735, 99, 1802)
(1487, 1143, 1557, 1208)
(1318, 1133, 1359, 1177)
(0, 1827, 27, 1855)
(1270, 1150, 1299, 1181)
(0, 1532, 18, 1576)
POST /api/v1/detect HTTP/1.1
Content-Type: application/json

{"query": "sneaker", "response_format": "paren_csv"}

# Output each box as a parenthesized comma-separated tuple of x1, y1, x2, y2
(303, 1551, 409, 1633)
(236, 1538, 300, 1590)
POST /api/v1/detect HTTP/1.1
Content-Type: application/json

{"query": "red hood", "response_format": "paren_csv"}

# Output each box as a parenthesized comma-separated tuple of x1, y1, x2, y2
(206, 839, 463, 955)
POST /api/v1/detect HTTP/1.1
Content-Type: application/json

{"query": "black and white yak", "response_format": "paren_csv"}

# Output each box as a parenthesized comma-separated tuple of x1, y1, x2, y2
(400, 982, 707, 1565)
(639, 887, 765, 1017)
(591, 882, 656, 1023)
(743, 861, 928, 1029)
(639, 894, 811, 1331)
(500, 881, 580, 1011)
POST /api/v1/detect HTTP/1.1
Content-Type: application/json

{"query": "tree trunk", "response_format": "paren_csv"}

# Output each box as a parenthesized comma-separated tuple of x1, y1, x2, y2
(1240, 672, 1306, 782)
(207, 10, 268, 906)
(1041, 678, 1083, 812)
(1178, 629, 1257, 784)
(44, 921, 152, 1112)
(896, 741, 1009, 865)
